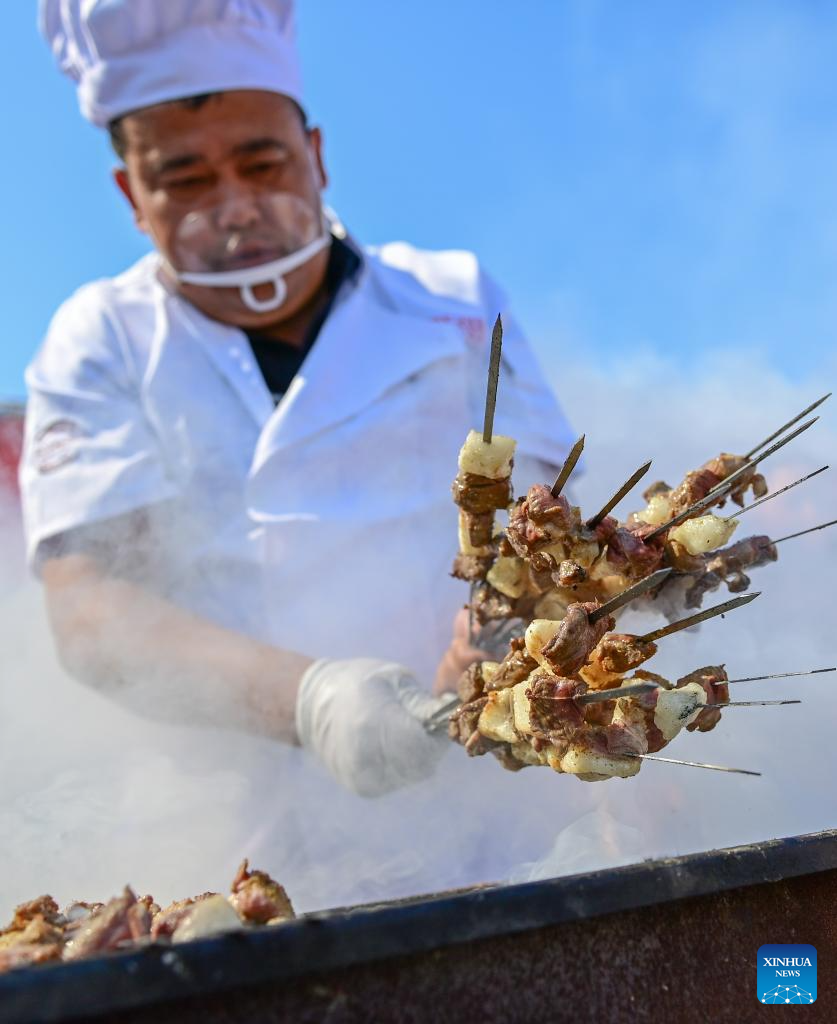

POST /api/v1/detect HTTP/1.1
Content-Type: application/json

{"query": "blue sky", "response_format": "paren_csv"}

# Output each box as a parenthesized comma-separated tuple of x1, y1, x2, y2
(2, 0, 836, 399)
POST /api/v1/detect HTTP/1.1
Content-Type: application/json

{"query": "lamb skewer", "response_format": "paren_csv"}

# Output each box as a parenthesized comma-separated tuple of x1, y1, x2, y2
(643, 416, 819, 542)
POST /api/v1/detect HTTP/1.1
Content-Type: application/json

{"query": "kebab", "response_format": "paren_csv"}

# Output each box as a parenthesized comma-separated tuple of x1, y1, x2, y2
(450, 316, 525, 629)
(455, 327, 829, 637)
(467, 444, 787, 633)
(0, 860, 294, 974)
(444, 591, 788, 781)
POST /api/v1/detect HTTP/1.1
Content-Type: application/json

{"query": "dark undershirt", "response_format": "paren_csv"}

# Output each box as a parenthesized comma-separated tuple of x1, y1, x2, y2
(245, 237, 361, 404)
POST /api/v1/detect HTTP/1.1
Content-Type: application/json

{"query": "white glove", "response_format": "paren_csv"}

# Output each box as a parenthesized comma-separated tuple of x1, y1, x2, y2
(295, 658, 452, 797)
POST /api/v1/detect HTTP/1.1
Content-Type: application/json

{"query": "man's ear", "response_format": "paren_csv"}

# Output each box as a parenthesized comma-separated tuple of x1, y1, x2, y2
(308, 126, 328, 191)
(113, 167, 149, 233)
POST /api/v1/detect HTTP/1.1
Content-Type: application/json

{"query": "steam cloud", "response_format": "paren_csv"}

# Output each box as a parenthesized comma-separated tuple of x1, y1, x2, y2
(1, 349, 834, 918)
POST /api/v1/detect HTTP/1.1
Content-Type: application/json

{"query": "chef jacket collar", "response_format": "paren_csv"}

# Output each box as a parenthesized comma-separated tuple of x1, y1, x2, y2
(252, 269, 469, 466)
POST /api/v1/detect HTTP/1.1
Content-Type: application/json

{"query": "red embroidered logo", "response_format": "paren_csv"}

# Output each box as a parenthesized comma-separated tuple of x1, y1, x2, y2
(432, 315, 486, 349)
(33, 419, 83, 474)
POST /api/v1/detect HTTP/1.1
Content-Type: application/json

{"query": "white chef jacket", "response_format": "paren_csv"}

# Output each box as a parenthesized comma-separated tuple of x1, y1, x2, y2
(21, 237, 575, 679)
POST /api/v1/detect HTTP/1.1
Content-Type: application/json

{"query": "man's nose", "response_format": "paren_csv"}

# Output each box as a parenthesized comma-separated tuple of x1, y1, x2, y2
(214, 186, 262, 232)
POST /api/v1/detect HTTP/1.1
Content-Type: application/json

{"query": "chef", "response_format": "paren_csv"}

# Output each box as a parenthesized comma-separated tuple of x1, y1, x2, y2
(24, 0, 575, 799)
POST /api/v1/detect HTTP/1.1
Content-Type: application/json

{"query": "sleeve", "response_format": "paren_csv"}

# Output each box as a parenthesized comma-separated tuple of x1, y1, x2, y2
(19, 286, 179, 572)
(476, 266, 579, 494)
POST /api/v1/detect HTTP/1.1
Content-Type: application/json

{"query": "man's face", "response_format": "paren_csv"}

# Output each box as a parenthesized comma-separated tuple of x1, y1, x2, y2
(114, 90, 329, 328)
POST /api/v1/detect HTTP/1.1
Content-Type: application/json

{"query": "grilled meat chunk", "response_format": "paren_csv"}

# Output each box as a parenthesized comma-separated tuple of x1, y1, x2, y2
(540, 602, 615, 676)
(452, 473, 511, 513)
(64, 888, 151, 960)
(230, 860, 295, 924)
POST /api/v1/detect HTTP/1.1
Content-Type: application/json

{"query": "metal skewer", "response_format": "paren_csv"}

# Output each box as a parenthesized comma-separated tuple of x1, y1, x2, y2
(425, 695, 461, 732)
(643, 417, 819, 542)
(467, 584, 476, 645)
(624, 753, 761, 776)
(722, 466, 828, 522)
(727, 666, 836, 684)
(773, 518, 837, 545)
(551, 435, 585, 497)
(745, 393, 831, 459)
(470, 313, 504, 642)
(704, 699, 801, 708)
(482, 314, 503, 444)
(702, 416, 819, 502)
(538, 681, 660, 705)
(637, 591, 760, 643)
(588, 568, 673, 624)
(586, 461, 652, 529)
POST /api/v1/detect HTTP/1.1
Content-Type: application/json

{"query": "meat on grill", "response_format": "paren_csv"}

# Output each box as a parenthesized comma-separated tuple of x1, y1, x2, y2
(541, 602, 615, 676)
(581, 633, 658, 689)
(0, 863, 296, 974)
(451, 553, 495, 582)
(676, 665, 729, 732)
(506, 486, 578, 557)
(526, 675, 586, 742)
(452, 473, 512, 514)
(605, 522, 666, 579)
(230, 860, 295, 925)
(151, 892, 219, 939)
(682, 535, 778, 609)
(63, 888, 151, 960)
(485, 637, 538, 691)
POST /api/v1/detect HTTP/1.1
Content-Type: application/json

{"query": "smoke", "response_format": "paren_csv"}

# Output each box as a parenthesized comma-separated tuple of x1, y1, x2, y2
(1, 349, 835, 920)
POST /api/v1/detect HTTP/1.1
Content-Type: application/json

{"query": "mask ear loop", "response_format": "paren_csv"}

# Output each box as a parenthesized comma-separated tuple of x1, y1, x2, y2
(241, 276, 288, 313)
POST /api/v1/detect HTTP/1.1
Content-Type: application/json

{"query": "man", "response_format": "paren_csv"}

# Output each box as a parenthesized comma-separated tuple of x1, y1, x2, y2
(25, 1, 574, 798)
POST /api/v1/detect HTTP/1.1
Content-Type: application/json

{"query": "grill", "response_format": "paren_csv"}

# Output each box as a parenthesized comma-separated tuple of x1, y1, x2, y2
(2, 828, 835, 1023)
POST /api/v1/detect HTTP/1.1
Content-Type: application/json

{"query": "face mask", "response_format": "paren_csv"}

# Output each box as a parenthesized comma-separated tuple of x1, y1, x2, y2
(163, 193, 330, 313)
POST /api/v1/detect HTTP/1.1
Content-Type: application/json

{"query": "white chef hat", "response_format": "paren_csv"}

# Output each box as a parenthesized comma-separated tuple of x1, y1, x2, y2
(39, 0, 304, 127)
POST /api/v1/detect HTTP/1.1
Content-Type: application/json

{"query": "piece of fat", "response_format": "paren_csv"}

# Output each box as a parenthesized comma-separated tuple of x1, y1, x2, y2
(610, 699, 650, 755)
(637, 493, 673, 526)
(565, 539, 601, 570)
(653, 682, 706, 742)
(511, 680, 534, 734)
(560, 744, 640, 780)
(481, 661, 500, 685)
(458, 429, 516, 479)
(524, 618, 561, 667)
(578, 661, 623, 690)
(668, 514, 738, 556)
(487, 556, 529, 598)
(534, 591, 571, 620)
(545, 746, 565, 773)
(171, 895, 244, 944)
(510, 741, 545, 766)
(477, 688, 517, 743)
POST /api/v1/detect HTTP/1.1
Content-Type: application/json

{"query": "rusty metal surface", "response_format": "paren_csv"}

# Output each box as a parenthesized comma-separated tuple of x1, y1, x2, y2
(3, 829, 836, 1024)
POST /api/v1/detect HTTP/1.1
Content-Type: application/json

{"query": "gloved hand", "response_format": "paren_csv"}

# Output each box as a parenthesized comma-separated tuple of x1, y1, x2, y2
(295, 658, 452, 797)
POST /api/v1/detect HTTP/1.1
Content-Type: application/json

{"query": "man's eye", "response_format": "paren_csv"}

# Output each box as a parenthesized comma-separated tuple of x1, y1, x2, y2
(245, 162, 284, 176)
(166, 175, 214, 190)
